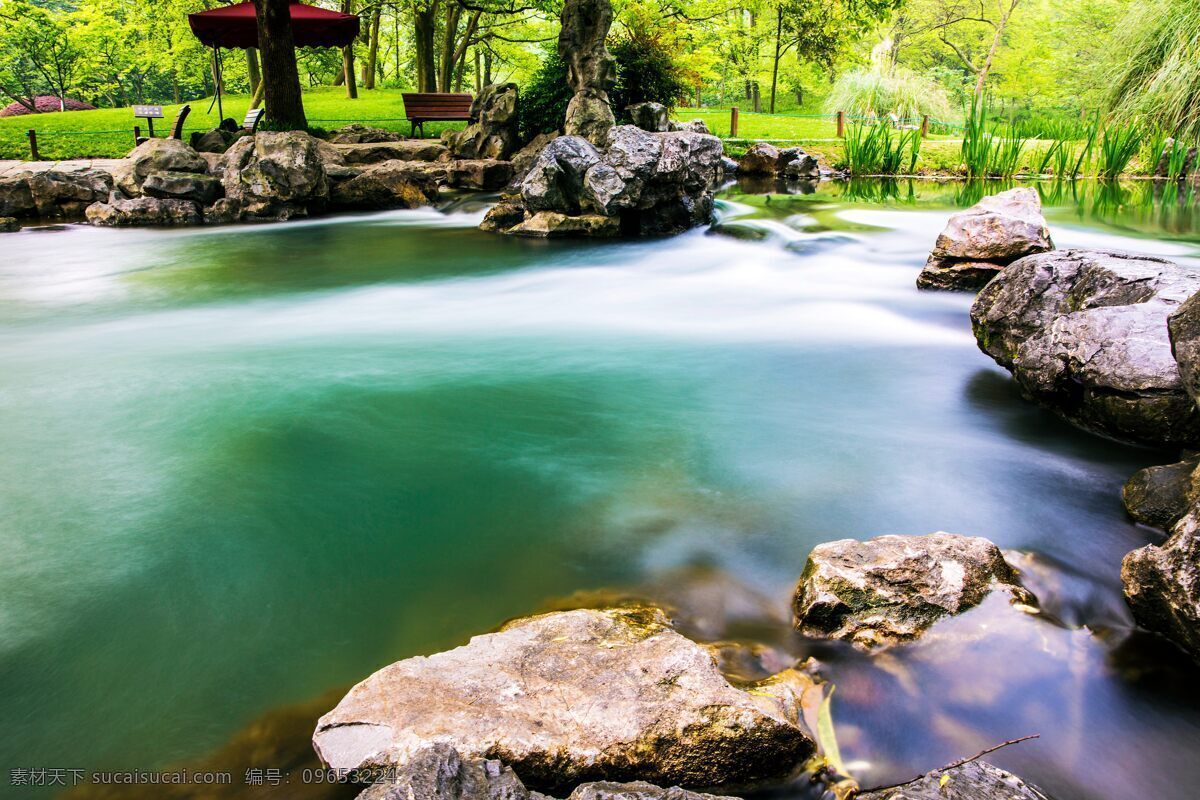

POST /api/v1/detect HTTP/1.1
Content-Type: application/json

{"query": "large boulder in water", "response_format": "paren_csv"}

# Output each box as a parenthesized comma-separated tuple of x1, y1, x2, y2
(918, 188, 1053, 290)
(970, 249, 1200, 447)
(858, 760, 1050, 800)
(112, 138, 209, 196)
(1123, 505, 1200, 664)
(1123, 458, 1199, 531)
(792, 532, 1035, 649)
(313, 606, 820, 793)
(328, 161, 441, 211)
(223, 131, 330, 219)
(522, 135, 604, 214)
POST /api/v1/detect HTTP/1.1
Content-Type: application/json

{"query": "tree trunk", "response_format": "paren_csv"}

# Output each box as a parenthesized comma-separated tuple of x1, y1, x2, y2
(365, 8, 381, 89)
(413, 4, 438, 91)
(474, 48, 482, 92)
(483, 49, 492, 85)
(974, 0, 1019, 99)
(752, 82, 761, 113)
(254, 0, 307, 130)
(245, 48, 262, 95)
(439, 3, 462, 94)
(341, 0, 358, 98)
(769, 7, 782, 114)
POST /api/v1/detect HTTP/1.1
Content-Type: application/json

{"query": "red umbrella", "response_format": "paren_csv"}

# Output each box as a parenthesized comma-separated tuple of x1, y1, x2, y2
(188, 2, 360, 50)
(187, 2, 359, 122)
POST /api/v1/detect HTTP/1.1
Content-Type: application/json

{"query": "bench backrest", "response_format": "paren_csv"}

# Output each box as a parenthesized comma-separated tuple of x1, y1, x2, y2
(170, 104, 191, 140)
(243, 108, 265, 133)
(402, 93, 473, 120)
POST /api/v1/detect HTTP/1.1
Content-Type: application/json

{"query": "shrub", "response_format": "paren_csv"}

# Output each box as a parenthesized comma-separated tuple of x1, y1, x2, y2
(823, 67, 954, 124)
(1107, 0, 1200, 141)
(609, 36, 686, 117)
(519, 49, 574, 140)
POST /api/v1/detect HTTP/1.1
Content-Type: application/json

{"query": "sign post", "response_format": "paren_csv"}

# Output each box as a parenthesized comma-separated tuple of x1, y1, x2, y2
(133, 105, 164, 139)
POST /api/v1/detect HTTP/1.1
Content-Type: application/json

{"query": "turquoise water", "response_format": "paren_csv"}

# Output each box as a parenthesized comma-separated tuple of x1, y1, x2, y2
(1, 179, 1199, 799)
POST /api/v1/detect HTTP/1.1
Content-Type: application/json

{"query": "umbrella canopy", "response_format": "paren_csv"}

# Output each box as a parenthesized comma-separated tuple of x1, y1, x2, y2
(188, 1, 359, 49)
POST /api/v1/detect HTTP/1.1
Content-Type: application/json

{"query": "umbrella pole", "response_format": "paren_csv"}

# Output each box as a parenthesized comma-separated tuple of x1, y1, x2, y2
(213, 45, 224, 122)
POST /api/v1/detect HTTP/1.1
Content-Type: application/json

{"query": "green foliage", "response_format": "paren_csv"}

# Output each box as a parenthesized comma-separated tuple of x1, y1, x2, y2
(1165, 138, 1192, 181)
(841, 122, 920, 176)
(961, 96, 991, 178)
(1106, 0, 1200, 141)
(989, 125, 1026, 178)
(1097, 123, 1143, 178)
(518, 48, 573, 141)
(610, 36, 687, 117)
(823, 67, 954, 122)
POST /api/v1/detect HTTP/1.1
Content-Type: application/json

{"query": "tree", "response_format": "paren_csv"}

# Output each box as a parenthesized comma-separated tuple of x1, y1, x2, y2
(254, 0, 307, 129)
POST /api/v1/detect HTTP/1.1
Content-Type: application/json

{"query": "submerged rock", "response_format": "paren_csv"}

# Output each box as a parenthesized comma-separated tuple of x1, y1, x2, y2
(918, 188, 1053, 291)
(792, 532, 1035, 649)
(313, 606, 820, 793)
(970, 248, 1200, 447)
(507, 210, 619, 238)
(1123, 458, 1199, 531)
(859, 760, 1050, 800)
(85, 196, 201, 226)
(1123, 506, 1200, 664)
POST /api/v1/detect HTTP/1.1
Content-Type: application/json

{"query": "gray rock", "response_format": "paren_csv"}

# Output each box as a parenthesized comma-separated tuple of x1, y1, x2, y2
(313, 607, 819, 792)
(328, 124, 405, 145)
(522, 135, 603, 213)
(793, 532, 1035, 649)
(445, 83, 521, 160)
(223, 131, 330, 219)
(627, 102, 669, 132)
(190, 128, 241, 154)
(670, 120, 711, 135)
(1123, 505, 1200, 663)
(329, 161, 440, 211)
(719, 156, 738, 175)
(333, 140, 449, 165)
(355, 743, 529, 800)
(510, 133, 559, 184)
(27, 169, 113, 218)
(480, 196, 528, 232)
(568, 782, 738, 800)
(918, 188, 1053, 291)
(737, 142, 785, 176)
(0, 216, 19, 232)
(112, 138, 209, 196)
(1123, 459, 1199, 531)
(203, 198, 242, 225)
(1169, 290, 1200, 406)
(970, 248, 1200, 447)
(782, 152, 819, 179)
(559, 0, 616, 143)
(449, 159, 514, 191)
(142, 171, 224, 205)
(85, 196, 202, 226)
(507, 210, 619, 238)
(859, 760, 1050, 800)
(0, 175, 35, 217)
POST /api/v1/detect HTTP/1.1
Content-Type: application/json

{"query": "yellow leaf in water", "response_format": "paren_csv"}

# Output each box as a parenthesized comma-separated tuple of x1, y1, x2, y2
(817, 685, 849, 778)
(939, 773, 950, 788)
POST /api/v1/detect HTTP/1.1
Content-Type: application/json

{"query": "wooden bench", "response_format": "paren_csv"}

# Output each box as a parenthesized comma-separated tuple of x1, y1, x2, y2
(402, 93, 473, 138)
(242, 108, 265, 134)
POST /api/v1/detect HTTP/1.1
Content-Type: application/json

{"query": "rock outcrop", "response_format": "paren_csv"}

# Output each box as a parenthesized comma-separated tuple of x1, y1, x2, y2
(736, 143, 817, 179)
(918, 188, 1053, 290)
(328, 124, 405, 144)
(627, 102, 668, 133)
(970, 249, 1200, 447)
(112, 137, 210, 196)
(1123, 500, 1200, 664)
(1, 169, 112, 219)
(333, 140, 449, 165)
(482, 126, 725, 238)
(222, 131, 331, 219)
(559, 0, 617, 144)
(313, 606, 820, 793)
(792, 532, 1035, 649)
(859, 761, 1050, 800)
(328, 161, 442, 211)
(1123, 458, 1199, 531)
(566, 783, 737, 800)
(142, 171, 224, 205)
(85, 196, 202, 226)
(444, 83, 521, 160)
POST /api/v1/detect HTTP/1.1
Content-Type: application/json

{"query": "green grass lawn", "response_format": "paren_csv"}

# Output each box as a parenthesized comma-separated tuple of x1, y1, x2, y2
(0, 87, 467, 161)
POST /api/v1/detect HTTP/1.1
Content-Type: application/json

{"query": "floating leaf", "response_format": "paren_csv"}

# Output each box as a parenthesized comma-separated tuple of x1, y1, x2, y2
(817, 685, 849, 777)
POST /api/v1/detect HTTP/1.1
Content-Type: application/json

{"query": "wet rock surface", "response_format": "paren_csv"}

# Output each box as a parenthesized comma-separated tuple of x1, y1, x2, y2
(328, 162, 441, 211)
(355, 743, 531, 800)
(486, 127, 723, 238)
(918, 188, 1053, 291)
(142, 171, 224, 205)
(85, 196, 202, 226)
(1123, 502, 1200, 664)
(313, 606, 820, 793)
(970, 248, 1200, 447)
(793, 532, 1034, 649)
(1169, 290, 1200, 406)
(859, 760, 1050, 800)
(1123, 458, 1199, 531)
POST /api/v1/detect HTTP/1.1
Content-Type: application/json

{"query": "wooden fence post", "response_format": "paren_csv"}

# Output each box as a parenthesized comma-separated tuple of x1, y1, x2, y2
(921, 115, 930, 137)
(836, 111, 845, 138)
(27, 129, 39, 160)
(133, 125, 141, 146)
(730, 106, 739, 138)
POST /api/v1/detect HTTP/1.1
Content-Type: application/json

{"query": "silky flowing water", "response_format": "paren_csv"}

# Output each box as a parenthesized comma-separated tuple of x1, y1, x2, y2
(2, 179, 1199, 799)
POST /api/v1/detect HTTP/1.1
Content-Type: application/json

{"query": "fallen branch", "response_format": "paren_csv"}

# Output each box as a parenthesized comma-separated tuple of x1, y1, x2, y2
(860, 734, 1040, 794)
